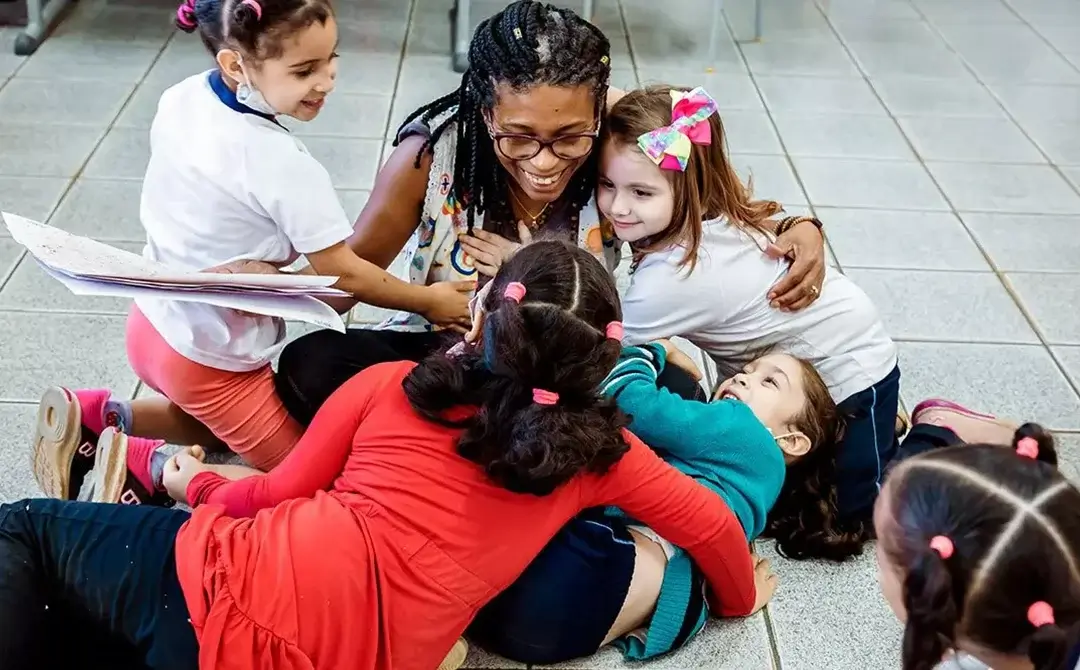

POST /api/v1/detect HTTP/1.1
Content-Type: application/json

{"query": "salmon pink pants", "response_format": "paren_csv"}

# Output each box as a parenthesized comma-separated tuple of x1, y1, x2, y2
(125, 306, 303, 470)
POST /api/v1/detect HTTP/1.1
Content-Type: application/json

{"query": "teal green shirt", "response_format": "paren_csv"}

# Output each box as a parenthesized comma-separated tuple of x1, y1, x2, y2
(599, 343, 786, 660)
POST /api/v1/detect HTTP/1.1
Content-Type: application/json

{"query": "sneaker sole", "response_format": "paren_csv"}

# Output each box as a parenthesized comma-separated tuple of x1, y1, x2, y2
(31, 387, 83, 500)
(91, 427, 130, 504)
(437, 639, 468, 670)
(911, 399, 997, 425)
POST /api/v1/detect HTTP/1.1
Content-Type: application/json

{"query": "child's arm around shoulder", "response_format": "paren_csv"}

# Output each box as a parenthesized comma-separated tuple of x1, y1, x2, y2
(603, 344, 744, 460)
(185, 361, 413, 517)
(585, 431, 758, 617)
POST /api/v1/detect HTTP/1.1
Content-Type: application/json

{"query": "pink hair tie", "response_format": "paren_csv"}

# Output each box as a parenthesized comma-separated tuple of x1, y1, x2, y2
(503, 282, 526, 303)
(176, 2, 196, 27)
(533, 389, 559, 405)
(605, 321, 624, 340)
(241, 0, 262, 19)
(1016, 436, 1039, 459)
(929, 535, 954, 559)
(1028, 601, 1055, 628)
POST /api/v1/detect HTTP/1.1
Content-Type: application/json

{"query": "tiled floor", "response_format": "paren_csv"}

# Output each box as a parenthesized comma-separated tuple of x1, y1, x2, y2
(1, 0, 1079, 668)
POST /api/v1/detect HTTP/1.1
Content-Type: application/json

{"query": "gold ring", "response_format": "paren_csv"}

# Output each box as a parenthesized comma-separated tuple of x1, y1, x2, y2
(809, 285, 820, 297)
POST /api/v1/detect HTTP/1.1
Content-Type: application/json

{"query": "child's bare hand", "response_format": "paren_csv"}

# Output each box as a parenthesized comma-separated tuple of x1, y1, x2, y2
(748, 554, 779, 615)
(203, 260, 281, 275)
(162, 446, 208, 505)
(422, 281, 475, 330)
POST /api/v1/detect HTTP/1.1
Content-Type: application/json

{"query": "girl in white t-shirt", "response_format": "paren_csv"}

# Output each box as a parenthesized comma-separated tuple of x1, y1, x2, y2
(29, 0, 473, 506)
(598, 85, 900, 535)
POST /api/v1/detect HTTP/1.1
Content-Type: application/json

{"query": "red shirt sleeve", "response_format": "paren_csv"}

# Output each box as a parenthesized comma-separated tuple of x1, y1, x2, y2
(185, 361, 413, 517)
(586, 430, 757, 617)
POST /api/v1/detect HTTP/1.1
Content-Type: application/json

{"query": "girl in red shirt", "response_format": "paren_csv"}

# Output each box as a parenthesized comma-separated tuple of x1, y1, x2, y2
(0, 241, 770, 670)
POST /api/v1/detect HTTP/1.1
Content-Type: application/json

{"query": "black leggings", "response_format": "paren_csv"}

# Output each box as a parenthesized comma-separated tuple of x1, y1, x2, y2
(0, 499, 198, 669)
(275, 328, 451, 425)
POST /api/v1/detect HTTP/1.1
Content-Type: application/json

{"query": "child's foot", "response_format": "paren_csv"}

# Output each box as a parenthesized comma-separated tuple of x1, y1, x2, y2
(438, 639, 468, 670)
(31, 387, 129, 500)
(90, 428, 174, 506)
(912, 399, 1017, 446)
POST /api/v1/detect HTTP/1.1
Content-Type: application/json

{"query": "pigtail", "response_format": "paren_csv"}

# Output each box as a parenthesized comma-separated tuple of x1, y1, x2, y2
(1028, 621, 1076, 670)
(175, 0, 198, 32)
(901, 547, 960, 670)
(1012, 423, 1058, 467)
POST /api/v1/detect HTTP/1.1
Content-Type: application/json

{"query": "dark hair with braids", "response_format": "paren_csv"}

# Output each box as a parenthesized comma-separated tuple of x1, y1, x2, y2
(879, 425, 1080, 670)
(174, 0, 333, 61)
(403, 240, 629, 496)
(397, 0, 611, 233)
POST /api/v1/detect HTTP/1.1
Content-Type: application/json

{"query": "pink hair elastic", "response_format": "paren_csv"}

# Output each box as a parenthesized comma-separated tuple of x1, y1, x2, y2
(929, 535, 954, 559)
(1028, 601, 1055, 628)
(176, 1, 196, 28)
(605, 321, 624, 340)
(533, 389, 559, 405)
(241, 0, 262, 20)
(1016, 436, 1039, 459)
(503, 282, 526, 303)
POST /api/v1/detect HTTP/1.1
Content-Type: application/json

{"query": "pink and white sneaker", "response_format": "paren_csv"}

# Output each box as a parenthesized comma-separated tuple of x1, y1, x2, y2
(31, 387, 121, 500)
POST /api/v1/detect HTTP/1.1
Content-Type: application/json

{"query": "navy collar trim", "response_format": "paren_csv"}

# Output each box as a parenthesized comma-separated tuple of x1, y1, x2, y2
(208, 70, 284, 128)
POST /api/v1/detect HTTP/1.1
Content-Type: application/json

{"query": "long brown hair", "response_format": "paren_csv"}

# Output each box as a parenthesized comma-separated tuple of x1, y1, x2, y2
(602, 85, 783, 270)
(763, 359, 868, 562)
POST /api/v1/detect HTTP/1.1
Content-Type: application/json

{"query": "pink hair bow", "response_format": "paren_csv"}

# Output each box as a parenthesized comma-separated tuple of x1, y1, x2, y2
(637, 87, 719, 172)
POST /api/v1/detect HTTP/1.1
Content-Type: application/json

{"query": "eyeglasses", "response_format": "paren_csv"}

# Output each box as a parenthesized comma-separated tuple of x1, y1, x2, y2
(488, 128, 598, 161)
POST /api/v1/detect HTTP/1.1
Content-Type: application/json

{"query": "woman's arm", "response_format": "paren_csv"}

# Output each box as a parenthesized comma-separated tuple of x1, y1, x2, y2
(761, 218, 825, 311)
(588, 435, 758, 617)
(184, 362, 409, 517)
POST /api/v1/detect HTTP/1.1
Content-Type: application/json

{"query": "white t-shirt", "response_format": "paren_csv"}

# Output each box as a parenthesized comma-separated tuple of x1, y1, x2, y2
(135, 71, 353, 372)
(622, 219, 897, 403)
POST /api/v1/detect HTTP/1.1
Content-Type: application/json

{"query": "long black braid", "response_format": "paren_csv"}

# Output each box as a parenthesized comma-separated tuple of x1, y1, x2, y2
(397, 0, 611, 233)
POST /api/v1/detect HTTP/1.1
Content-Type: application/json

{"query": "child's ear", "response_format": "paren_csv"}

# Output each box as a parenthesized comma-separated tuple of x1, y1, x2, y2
(463, 303, 486, 345)
(216, 49, 244, 82)
(778, 432, 812, 459)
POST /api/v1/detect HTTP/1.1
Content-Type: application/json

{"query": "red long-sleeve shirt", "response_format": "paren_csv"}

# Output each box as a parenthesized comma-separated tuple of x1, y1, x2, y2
(174, 361, 756, 670)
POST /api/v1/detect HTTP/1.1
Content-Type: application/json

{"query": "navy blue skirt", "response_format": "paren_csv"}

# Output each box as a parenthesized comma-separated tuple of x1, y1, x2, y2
(468, 509, 636, 665)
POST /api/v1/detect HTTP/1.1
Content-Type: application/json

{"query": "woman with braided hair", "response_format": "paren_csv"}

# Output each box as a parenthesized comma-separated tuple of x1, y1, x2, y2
(273, 0, 827, 425)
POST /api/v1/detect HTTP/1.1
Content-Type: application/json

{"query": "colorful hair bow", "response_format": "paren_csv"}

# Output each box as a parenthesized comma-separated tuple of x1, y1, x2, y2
(637, 87, 719, 172)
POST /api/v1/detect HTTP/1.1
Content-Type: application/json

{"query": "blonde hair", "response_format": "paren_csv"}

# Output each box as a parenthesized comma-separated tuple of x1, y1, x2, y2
(602, 85, 783, 270)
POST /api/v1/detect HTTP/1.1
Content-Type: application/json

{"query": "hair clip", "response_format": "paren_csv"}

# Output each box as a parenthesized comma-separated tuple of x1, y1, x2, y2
(1028, 601, 1055, 628)
(503, 282, 526, 303)
(605, 321, 624, 340)
(929, 535, 954, 559)
(533, 389, 559, 405)
(600, 55, 610, 64)
(513, 27, 523, 39)
(1016, 436, 1039, 460)
(241, 0, 262, 20)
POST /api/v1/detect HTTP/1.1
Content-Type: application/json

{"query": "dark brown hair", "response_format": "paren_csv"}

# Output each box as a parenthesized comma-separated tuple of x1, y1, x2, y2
(401, 0, 611, 234)
(603, 85, 783, 271)
(762, 358, 865, 562)
(175, 0, 333, 60)
(403, 240, 630, 496)
(881, 427, 1080, 670)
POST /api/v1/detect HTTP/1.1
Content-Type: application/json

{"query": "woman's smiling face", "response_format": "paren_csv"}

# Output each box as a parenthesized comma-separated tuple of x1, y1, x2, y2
(486, 83, 599, 204)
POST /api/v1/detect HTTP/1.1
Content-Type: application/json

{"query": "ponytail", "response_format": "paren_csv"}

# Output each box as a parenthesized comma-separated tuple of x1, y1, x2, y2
(901, 547, 960, 670)
(404, 240, 628, 496)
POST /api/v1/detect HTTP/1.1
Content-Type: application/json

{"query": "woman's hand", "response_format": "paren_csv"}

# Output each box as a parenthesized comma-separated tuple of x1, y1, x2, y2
(747, 554, 779, 615)
(457, 222, 534, 277)
(162, 446, 208, 505)
(765, 219, 825, 312)
(655, 339, 703, 382)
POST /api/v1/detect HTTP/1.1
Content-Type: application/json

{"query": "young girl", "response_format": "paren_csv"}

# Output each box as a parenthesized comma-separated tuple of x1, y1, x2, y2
(0, 241, 774, 670)
(29, 0, 472, 506)
(599, 85, 899, 533)
(469, 340, 856, 664)
(875, 425, 1080, 670)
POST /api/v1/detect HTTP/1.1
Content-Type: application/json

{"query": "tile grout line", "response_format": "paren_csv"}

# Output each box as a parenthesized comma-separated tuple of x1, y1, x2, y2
(807, 0, 1080, 404)
(998, 0, 1080, 76)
